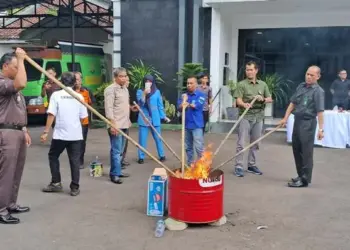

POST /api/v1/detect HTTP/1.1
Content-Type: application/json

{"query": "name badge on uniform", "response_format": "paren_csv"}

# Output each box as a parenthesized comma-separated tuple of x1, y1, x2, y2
(17, 95, 21, 103)
(303, 96, 308, 105)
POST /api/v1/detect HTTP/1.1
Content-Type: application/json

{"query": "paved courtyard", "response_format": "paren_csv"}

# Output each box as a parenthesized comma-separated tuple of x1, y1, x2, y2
(1, 127, 350, 250)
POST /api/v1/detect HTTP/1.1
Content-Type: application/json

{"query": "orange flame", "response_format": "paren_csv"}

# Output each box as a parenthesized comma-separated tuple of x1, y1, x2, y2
(175, 144, 213, 180)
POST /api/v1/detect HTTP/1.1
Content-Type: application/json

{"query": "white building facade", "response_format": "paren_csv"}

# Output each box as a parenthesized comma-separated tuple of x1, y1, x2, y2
(204, 0, 350, 123)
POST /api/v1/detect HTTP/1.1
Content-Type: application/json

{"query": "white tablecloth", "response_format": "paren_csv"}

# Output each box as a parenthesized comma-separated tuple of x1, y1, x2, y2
(286, 111, 350, 149)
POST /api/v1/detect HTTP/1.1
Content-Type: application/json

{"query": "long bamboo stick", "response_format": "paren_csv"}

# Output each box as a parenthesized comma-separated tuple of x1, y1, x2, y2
(24, 55, 177, 177)
(213, 96, 258, 157)
(211, 125, 282, 172)
(181, 102, 187, 178)
(133, 101, 187, 166)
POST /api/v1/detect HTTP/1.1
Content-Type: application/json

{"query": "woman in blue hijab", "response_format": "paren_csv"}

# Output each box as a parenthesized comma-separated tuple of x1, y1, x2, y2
(136, 75, 170, 164)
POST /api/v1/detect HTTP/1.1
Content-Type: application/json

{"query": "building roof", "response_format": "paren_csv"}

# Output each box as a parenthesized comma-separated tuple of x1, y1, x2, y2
(0, 0, 47, 11)
(0, 0, 112, 39)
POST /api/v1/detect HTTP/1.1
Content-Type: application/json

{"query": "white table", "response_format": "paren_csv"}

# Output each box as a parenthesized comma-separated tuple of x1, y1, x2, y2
(286, 111, 350, 149)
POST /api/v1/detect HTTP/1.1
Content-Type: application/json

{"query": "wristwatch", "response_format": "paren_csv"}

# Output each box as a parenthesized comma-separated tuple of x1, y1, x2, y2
(319, 129, 324, 132)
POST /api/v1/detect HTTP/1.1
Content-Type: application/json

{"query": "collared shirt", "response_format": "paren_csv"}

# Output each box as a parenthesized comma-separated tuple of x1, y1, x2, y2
(234, 79, 271, 121)
(104, 83, 130, 129)
(47, 88, 88, 141)
(177, 90, 205, 129)
(330, 79, 350, 100)
(290, 82, 325, 120)
(75, 87, 92, 125)
(0, 75, 27, 127)
(197, 84, 212, 111)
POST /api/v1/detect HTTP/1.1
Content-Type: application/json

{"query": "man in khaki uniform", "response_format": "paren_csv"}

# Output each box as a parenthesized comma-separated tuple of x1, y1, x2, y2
(234, 61, 272, 177)
(104, 67, 131, 184)
(0, 48, 32, 224)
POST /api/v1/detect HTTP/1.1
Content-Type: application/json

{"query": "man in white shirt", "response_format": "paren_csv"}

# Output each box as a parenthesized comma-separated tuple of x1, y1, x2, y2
(40, 72, 88, 196)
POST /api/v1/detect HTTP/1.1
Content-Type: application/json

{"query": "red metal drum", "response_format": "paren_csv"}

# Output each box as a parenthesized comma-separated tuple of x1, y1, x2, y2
(168, 169, 224, 224)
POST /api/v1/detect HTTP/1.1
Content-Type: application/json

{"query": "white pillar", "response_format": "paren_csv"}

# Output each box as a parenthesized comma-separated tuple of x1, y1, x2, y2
(112, 0, 121, 68)
(192, 0, 201, 62)
(230, 27, 239, 81)
(209, 8, 222, 123)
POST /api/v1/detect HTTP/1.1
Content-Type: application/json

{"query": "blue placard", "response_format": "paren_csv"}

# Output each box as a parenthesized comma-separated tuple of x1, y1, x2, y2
(147, 177, 167, 217)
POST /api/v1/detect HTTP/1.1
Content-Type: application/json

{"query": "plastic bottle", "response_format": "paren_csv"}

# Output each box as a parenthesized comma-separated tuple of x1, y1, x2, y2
(154, 219, 165, 238)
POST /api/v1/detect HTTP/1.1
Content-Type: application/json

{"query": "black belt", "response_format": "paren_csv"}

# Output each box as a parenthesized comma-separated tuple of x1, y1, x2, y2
(0, 124, 24, 130)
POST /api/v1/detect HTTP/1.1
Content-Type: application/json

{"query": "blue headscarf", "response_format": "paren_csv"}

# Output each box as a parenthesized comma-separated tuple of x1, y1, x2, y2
(143, 74, 158, 118)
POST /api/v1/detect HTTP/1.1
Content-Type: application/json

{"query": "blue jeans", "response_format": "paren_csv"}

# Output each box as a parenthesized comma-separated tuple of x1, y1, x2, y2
(108, 129, 126, 177)
(185, 128, 204, 165)
(138, 125, 165, 160)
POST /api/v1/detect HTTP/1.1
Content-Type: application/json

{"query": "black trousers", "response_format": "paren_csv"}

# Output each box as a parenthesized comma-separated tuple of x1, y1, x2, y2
(80, 125, 89, 166)
(48, 139, 81, 189)
(121, 129, 129, 162)
(292, 118, 317, 183)
(203, 111, 209, 133)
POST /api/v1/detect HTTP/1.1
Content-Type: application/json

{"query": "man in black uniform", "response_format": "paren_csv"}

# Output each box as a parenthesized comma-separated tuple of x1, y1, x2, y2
(330, 69, 350, 109)
(0, 48, 31, 224)
(280, 66, 325, 188)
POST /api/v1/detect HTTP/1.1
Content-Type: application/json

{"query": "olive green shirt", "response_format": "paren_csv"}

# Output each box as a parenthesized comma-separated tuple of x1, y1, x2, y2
(234, 79, 271, 121)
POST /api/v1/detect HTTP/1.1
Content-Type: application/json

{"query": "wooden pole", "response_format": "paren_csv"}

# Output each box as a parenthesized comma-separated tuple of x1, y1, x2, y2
(213, 96, 258, 157)
(133, 101, 187, 166)
(24, 55, 177, 177)
(211, 125, 281, 172)
(181, 101, 187, 178)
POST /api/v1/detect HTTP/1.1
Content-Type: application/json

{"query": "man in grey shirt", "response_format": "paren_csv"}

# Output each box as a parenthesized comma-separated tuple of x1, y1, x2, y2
(330, 69, 350, 109)
(280, 66, 325, 188)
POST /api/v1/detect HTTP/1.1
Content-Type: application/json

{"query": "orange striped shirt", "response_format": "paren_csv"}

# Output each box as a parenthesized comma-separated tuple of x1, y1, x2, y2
(75, 88, 91, 125)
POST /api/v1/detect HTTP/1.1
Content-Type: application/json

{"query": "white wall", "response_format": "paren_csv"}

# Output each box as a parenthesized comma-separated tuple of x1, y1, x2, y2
(209, 0, 350, 121)
(210, 8, 233, 122)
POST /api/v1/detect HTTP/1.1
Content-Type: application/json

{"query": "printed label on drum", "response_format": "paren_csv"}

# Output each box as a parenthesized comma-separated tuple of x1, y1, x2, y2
(199, 175, 222, 187)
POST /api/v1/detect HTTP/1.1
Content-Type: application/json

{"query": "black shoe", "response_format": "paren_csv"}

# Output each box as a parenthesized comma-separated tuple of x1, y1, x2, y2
(8, 206, 30, 214)
(70, 188, 80, 196)
(42, 182, 63, 193)
(0, 213, 20, 224)
(122, 161, 130, 166)
(119, 173, 130, 178)
(138, 159, 144, 164)
(247, 166, 263, 175)
(110, 176, 123, 184)
(288, 179, 308, 188)
(159, 157, 166, 162)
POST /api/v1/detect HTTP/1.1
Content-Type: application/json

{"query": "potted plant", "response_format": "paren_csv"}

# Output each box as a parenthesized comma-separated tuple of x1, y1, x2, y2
(176, 63, 208, 92)
(226, 80, 239, 120)
(162, 96, 177, 123)
(127, 59, 165, 122)
(127, 59, 165, 90)
(259, 74, 294, 117)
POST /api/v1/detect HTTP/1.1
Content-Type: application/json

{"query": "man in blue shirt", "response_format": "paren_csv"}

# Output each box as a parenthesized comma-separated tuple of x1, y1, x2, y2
(178, 76, 205, 165)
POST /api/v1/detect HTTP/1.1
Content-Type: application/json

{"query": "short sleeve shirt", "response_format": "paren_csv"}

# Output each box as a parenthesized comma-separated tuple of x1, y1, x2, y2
(234, 79, 271, 121)
(290, 82, 325, 119)
(47, 88, 88, 141)
(197, 85, 212, 111)
(0, 75, 27, 126)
